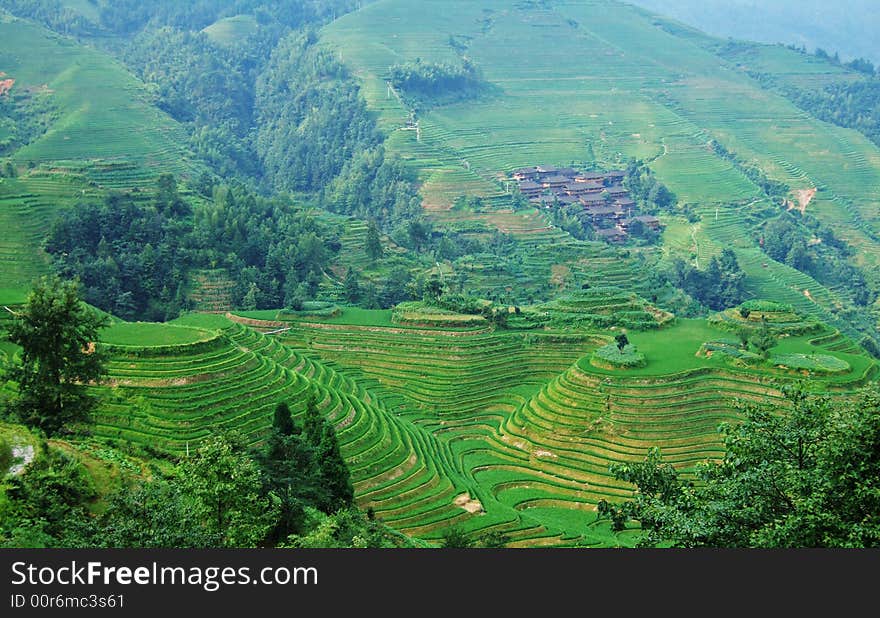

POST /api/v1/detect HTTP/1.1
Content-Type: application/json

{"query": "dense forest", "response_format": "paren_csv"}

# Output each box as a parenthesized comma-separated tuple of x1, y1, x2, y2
(45, 175, 344, 318)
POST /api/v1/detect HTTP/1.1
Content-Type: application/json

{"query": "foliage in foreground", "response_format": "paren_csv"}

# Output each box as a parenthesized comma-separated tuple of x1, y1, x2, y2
(0, 397, 365, 548)
(598, 384, 880, 547)
(4, 277, 108, 437)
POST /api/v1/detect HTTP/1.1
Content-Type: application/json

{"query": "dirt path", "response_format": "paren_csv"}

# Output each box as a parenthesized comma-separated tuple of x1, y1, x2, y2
(791, 188, 817, 214)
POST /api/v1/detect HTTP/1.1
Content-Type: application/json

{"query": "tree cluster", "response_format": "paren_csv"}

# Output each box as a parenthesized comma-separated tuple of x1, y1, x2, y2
(670, 249, 746, 311)
(1, 396, 360, 548)
(760, 211, 873, 306)
(45, 175, 343, 318)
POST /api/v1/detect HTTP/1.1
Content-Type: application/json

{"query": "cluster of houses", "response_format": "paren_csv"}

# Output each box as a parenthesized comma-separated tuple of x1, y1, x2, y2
(512, 165, 660, 242)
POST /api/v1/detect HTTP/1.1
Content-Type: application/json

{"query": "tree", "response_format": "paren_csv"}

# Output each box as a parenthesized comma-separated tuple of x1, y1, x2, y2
(441, 527, 473, 548)
(365, 219, 383, 262)
(1, 447, 96, 546)
(597, 384, 880, 547)
(259, 402, 315, 542)
(750, 318, 777, 359)
(181, 433, 279, 547)
(315, 421, 354, 512)
(273, 401, 295, 436)
(478, 530, 510, 548)
(87, 479, 218, 548)
(735, 326, 752, 350)
(6, 277, 108, 437)
(615, 333, 630, 352)
(423, 275, 444, 303)
(343, 268, 361, 304)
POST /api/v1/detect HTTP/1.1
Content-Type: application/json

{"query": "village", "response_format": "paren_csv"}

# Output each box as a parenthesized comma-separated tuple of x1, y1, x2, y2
(512, 165, 661, 242)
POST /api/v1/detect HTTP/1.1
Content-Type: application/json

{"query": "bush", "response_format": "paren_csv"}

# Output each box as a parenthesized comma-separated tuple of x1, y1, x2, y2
(591, 343, 647, 369)
(739, 300, 794, 313)
(769, 354, 850, 374)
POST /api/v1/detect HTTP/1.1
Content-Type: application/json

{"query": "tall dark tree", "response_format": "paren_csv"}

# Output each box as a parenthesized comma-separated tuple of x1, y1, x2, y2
(365, 219, 383, 262)
(315, 421, 354, 512)
(343, 268, 361, 304)
(5, 277, 108, 436)
(273, 401, 295, 436)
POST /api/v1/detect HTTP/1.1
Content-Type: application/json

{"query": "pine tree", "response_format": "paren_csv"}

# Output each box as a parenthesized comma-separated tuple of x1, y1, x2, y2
(365, 219, 383, 262)
(316, 422, 354, 511)
(6, 277, 108, 437)
(273, 401, 294, 436)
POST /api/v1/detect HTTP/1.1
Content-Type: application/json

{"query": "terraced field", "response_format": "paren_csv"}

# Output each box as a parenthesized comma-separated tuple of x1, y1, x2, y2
(0, 174, 101, 296)
(159, 308, 870, 546)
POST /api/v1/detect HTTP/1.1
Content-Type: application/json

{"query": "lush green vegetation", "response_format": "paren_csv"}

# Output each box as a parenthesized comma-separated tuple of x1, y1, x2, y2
(4, 277, 107, 437)
(599, 384, 880, 547)
(4, 0, 880, 549)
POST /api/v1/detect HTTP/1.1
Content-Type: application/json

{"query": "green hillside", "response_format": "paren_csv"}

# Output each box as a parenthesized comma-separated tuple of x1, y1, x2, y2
(321, 0, 880, 342)
(2, 1, 880, 549)
(0, 13, 199, 299)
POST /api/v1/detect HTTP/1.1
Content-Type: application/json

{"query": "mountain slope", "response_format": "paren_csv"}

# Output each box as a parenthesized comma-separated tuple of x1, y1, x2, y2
(321, 0, 880, 342)
(0, 13, 198, 299)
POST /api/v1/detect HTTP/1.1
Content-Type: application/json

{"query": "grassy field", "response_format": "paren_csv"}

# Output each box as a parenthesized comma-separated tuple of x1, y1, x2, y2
(100, 322, 218, 347)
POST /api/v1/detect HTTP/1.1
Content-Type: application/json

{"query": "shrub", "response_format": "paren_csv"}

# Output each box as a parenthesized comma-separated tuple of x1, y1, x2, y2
(591, 343, 647, 369)
(769, 354, 850, 374)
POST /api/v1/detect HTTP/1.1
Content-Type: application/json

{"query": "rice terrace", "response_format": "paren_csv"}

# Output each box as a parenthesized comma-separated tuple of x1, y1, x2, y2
(1, 0, 879, 551)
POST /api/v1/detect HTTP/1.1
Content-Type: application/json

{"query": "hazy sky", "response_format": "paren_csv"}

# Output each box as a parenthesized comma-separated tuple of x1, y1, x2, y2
(627, 0, 880, 65)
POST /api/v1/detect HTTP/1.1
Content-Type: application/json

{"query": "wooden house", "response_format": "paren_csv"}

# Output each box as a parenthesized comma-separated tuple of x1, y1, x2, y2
(535, 165, 560, 179)
(595, 227, 628, 243)
(518, 180, 544, 198)
(544, 174, 570, 190)
(621, 215, 661, 231)
(512, 167, 539, 181)
(604, 170, 626, 185)
(580, 193, 608, 207)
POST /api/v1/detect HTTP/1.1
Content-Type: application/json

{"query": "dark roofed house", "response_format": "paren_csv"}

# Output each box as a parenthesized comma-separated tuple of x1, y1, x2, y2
(513, 167, 539, 181)
(595, 227, 627, 243)
(530, 195, 556, 208)
(614, 197, 636, 208)
(518, 181, 544, 197)
(565, 183, 588, 196)
(556, 195, 580, 206)
(579, 181, 604, 193)
(605, 185, 629, 197)
(621, 215, 661, 231)
(580, 193, 608, 206)
(545, 174, 570, 189)
(557, 167, 579, 177)
(604, 170, 626, 186)
(579, 171, 606, 182)
(535, 165, 560, 178)
(587, 204, 624, 219)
